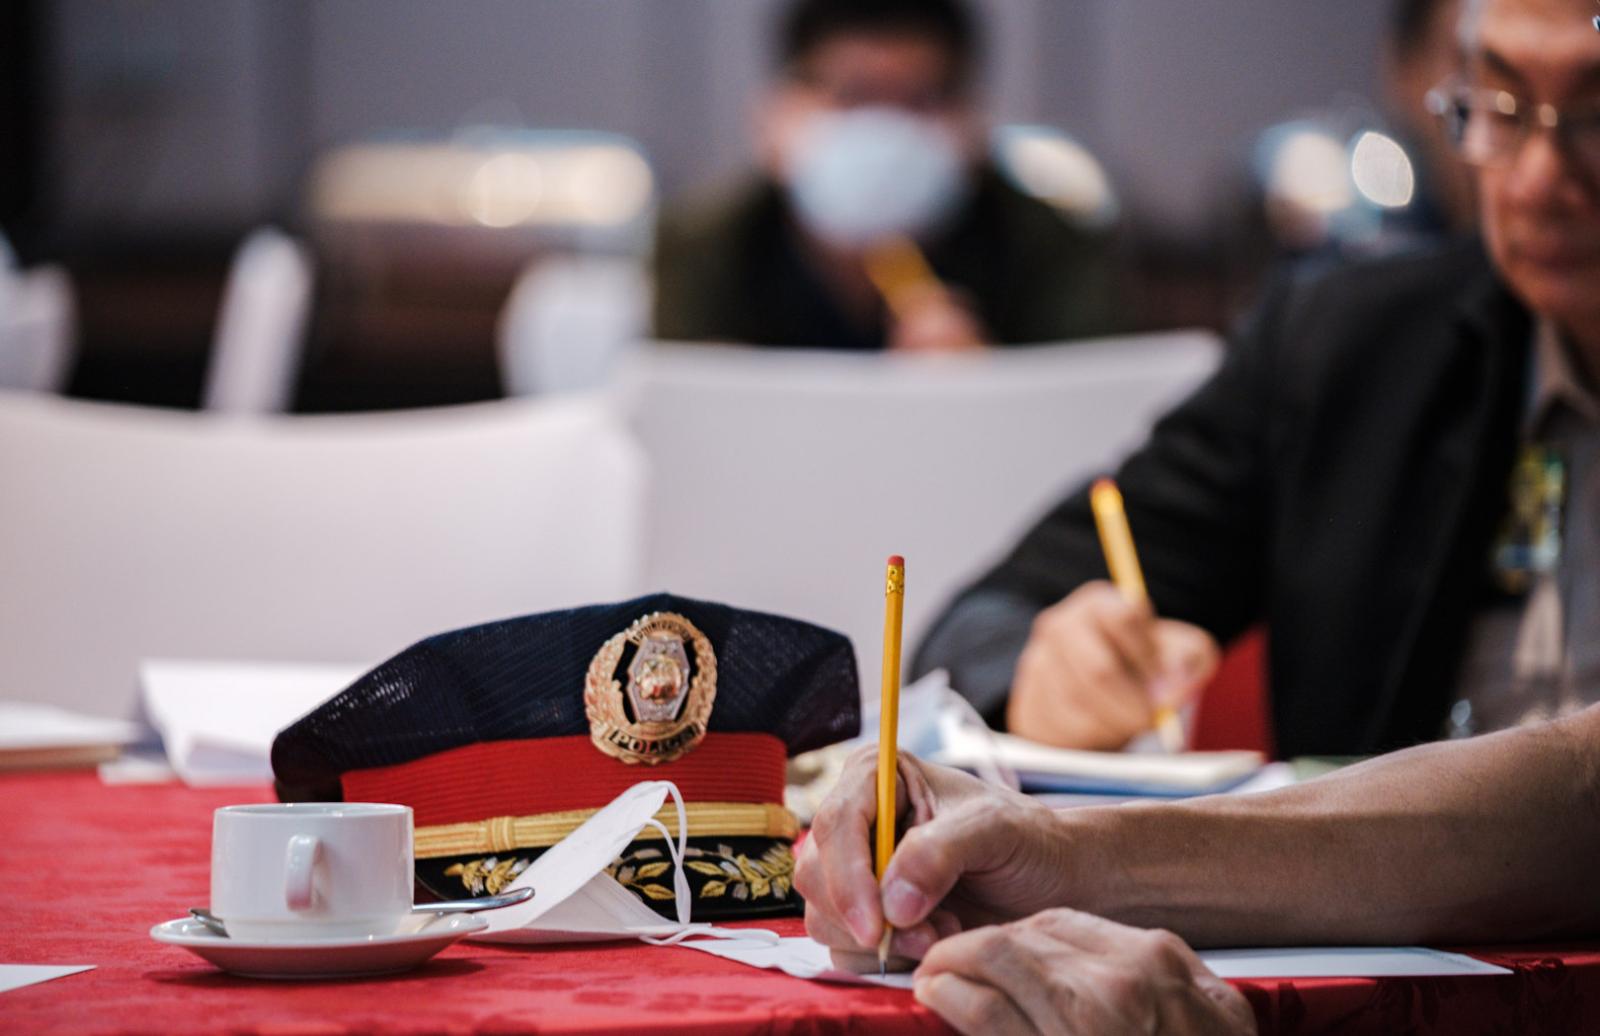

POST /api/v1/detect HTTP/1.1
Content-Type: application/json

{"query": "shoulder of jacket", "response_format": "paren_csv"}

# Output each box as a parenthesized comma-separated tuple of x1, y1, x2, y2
(1277, 238, 1494, 321)
(656, 177, 778, 247)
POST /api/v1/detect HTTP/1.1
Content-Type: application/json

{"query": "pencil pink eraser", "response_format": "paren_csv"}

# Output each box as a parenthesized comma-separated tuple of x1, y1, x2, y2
(887, 555, 905, 567)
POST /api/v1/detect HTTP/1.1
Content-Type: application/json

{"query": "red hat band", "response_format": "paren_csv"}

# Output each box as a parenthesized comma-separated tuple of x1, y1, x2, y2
(340, 731, 791, 859)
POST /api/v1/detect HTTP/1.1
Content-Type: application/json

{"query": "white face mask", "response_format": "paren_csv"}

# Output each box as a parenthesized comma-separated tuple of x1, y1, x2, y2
(472, 780, 778, 947)
(785, 106, 969, 248)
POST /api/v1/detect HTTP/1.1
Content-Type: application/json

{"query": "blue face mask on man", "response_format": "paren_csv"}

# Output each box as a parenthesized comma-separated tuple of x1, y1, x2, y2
(784, 106, 970, 248)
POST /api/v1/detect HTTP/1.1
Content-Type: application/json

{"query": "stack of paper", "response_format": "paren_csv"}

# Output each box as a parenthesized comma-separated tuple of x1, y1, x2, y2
(138, 659, 363, 785)
(934, 723, 1263, 797)
(0, 702, 142, 772)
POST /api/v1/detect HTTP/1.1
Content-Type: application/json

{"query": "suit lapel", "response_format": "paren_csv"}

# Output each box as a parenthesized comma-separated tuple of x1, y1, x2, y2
(1360, 268, 1530, 750)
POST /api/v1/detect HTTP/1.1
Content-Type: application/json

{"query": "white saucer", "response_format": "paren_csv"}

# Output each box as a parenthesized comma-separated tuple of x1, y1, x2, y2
(149, 913, 488, 979)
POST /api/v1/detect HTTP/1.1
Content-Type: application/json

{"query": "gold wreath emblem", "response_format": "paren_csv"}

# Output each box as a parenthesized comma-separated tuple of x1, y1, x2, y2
(585, 611, 717, 765)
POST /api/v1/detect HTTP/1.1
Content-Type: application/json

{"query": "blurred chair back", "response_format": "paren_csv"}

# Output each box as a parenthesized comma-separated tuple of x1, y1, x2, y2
(498, 255, 648, 396)
(0, 393, 644, 717)
(202, 227, 314, 414)
(0, 265, 77, 394)
(617, 333, 1222, 683)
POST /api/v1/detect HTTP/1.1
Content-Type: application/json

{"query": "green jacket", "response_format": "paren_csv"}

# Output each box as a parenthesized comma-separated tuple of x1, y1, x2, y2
(652, 167, 1116, 350)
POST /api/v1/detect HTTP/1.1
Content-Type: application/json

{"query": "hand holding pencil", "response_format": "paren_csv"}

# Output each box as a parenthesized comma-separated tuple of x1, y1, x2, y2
(1004, 479, 1221, 751)
(863, 236, 987, 353)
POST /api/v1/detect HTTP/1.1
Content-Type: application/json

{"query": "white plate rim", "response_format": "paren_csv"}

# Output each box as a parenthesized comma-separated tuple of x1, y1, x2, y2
(149, 913, 488, 950)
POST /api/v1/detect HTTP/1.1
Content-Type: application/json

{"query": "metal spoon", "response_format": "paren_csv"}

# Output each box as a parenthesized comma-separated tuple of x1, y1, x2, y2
(188, 886, 532, 939)
(415, 886, 534, 915)
(188, 907, 229, 937)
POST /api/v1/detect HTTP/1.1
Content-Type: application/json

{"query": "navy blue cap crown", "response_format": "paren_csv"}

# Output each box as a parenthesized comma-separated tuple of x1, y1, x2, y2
(271, 592, 860, 798)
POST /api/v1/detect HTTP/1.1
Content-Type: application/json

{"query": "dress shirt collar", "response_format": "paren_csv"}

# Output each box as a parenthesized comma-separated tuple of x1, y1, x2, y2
(1530, 319, 1600, 433)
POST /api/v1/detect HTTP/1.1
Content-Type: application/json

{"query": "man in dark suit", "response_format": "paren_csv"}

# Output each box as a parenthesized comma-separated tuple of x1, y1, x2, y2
(915, 0, 1600, 759)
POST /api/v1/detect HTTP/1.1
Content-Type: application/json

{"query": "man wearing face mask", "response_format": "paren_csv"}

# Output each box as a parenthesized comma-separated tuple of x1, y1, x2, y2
(652, 0, 1116, 353)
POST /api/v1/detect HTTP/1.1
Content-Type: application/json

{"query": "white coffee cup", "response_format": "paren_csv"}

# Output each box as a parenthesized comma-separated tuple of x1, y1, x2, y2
(211, 802, 413, 942)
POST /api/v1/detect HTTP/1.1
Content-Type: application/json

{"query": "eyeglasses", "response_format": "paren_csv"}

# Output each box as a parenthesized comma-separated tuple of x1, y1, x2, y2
(1427, 81, 1600, 176)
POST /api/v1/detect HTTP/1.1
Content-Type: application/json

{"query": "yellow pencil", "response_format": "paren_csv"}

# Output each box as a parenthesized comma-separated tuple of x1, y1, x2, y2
(863, 236, 941, 318)
(875, 554, 906, 977)
(1089, 479, 1185, 753)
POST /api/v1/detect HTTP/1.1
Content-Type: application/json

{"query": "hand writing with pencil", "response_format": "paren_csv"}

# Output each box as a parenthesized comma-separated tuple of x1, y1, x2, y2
(795, 746, 1079, 970)
(1007, 478, 1219, 752)
(1007, 580, 1220, 750)
(792, 747, 1254, 1035)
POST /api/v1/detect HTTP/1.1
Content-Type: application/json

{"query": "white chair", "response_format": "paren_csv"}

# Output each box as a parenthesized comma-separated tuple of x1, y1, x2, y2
(0, 392, 645, 717)
(0, 265, 77, 394)
(201, 227, 315, 414)
(498, 255, 649, 396)
(615, 332, 1223, 682)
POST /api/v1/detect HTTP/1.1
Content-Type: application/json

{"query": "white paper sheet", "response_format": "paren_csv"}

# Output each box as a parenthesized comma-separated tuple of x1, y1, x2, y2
(1035, 762, 1301, 810)
(139, 659, 364, 785)
(680, 936, 1511, 987)
(0, 702, 141, 771)
(1218, 761, 1300, 796)
(0, 703, 141, 750)
(96, 750, 178, 785)
(1197, 946, 1510, 978)
(935, 724, 1263, 795)
(0, 964, 95, 994)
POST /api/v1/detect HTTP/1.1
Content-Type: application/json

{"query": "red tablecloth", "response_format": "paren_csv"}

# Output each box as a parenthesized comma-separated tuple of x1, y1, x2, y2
(2, 771, 1598, 1035)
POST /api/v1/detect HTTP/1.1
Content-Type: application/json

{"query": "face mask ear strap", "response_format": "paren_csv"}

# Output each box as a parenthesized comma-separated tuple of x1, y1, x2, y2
(629, 780, 782, 946)
(667, 783, 691, 912)
(634, 781, 691, 926)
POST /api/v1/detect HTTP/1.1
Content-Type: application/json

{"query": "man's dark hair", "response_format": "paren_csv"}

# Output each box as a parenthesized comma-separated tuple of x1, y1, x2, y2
(1390, 0, 1454, 57)
(778, 0, 980, 84)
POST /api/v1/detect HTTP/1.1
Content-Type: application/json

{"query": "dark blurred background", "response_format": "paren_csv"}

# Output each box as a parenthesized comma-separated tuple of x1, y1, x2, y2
(0, 0, 1414, 411)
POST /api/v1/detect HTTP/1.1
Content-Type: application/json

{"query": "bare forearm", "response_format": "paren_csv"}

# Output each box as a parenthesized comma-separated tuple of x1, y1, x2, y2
(1068, 708, 1600, 947)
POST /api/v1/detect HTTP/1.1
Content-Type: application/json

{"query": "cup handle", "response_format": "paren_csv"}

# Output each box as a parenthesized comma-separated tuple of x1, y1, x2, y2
(284, 834, 321, 911)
